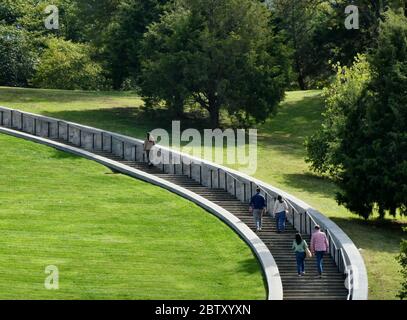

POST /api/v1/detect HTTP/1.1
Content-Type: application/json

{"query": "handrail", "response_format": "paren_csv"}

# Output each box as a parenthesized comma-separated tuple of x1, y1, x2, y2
(224, 170, 241, 198)
(326, 228, 353, 299)
(225, 173, 277, 209)
(341, 248, 352, 300)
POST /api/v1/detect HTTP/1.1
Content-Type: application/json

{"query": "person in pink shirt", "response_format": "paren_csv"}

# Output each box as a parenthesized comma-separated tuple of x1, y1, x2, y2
(310, 225, 329, 278)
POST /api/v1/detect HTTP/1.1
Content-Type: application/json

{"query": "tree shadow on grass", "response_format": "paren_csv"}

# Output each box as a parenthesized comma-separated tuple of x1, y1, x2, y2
(330, 216, 406, 254)
(32, 93, 324, 161)
(0, 87, 138, 104)
(42, 107, 213, 142)
(280, 172, 339, 199)
(236, 257, 267, 298)
(105, 168, 122, 175)
(42, 107, 150, 138)
(50, 149, 81, 160)
(31, 92, 325, 169)
(236, 258, 263, 275)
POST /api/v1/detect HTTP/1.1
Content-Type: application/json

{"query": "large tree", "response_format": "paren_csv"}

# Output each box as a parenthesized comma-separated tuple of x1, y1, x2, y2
(268, 0, 407, 89)
(0, 25, 38, 87)
(270, 0, 328, 89)
(101, 0, 169, 89)
(315, 0, 407, 70)
(32, 37, 104, 90)
(306, 9, 407, 219)
(398, 232, 407, 300)
(140, 0, 290, 128)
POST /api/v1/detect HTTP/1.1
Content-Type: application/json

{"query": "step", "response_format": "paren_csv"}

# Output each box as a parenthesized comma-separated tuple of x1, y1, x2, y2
(281, 274, 344, 278)
(284, 296, 347, 300)
(43, 137, 349, 300)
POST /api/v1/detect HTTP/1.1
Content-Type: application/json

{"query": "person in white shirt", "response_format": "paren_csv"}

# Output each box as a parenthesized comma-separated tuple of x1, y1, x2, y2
(273, 195, 288, 233)
(143, 132, 156, 167)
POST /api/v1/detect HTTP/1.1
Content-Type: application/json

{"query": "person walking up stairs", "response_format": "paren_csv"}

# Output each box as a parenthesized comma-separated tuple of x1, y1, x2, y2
(311, 225, 329, 279)
(249, 187, 267, 233)
(273, 195, 289, 233)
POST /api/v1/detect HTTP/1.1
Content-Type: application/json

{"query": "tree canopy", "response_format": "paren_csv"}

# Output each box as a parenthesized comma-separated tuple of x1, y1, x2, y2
(140, 0, 290, 128)
(306, 9, 407, 219)
(32, 37, 105, 90)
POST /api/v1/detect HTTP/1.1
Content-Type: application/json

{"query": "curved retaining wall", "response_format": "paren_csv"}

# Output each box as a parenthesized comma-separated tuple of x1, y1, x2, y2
(0, 108, 283, 300)
(0, 106, 368, 300)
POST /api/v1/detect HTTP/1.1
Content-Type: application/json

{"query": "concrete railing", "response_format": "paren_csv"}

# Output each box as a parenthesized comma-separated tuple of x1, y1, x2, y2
(0, 106, 368, 300)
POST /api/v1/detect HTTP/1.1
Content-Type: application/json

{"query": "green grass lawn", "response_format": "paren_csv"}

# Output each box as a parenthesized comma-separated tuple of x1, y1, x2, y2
(0, 133, 265, 300)
(1, 86, 405, 299)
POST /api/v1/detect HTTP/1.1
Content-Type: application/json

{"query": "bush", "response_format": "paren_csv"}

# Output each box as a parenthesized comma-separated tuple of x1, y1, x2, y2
(306, 9, 407, 219)
(0, 25, 38, 87)
(140, 0, 290, 128)
(397, 230, 407, 299)
(305, 54, 372, 177)
(120, 77, 139, 92)
(32, 38, 105, 90)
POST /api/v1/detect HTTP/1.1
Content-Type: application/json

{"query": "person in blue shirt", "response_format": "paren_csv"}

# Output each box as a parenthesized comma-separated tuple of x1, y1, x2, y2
(249, 187, 267, 232)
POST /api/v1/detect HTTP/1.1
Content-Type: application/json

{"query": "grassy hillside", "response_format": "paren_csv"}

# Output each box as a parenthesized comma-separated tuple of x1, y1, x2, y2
(0, 133, 265, 299)
(1, 86, 405, 299)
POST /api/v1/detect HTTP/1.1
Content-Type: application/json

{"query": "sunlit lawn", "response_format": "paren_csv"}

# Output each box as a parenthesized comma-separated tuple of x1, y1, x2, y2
(1, 86, 405, 299)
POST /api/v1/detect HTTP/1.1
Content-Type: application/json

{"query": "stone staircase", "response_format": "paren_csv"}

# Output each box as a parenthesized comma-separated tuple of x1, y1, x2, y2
(3, 127, 348, 300)
(0, 104, 372, 300)
(84, 148, 349, 300)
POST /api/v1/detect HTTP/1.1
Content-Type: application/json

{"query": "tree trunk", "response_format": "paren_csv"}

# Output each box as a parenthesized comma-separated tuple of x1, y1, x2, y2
(172, 95, 185, 119)
(378, 207, 386, 220)
(294, 50, 307, 90)
(207, 91, 220, 129)
(298, 72, 307, 90)
(209, 108, 220, 129)
(295, 58, 307, 90)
